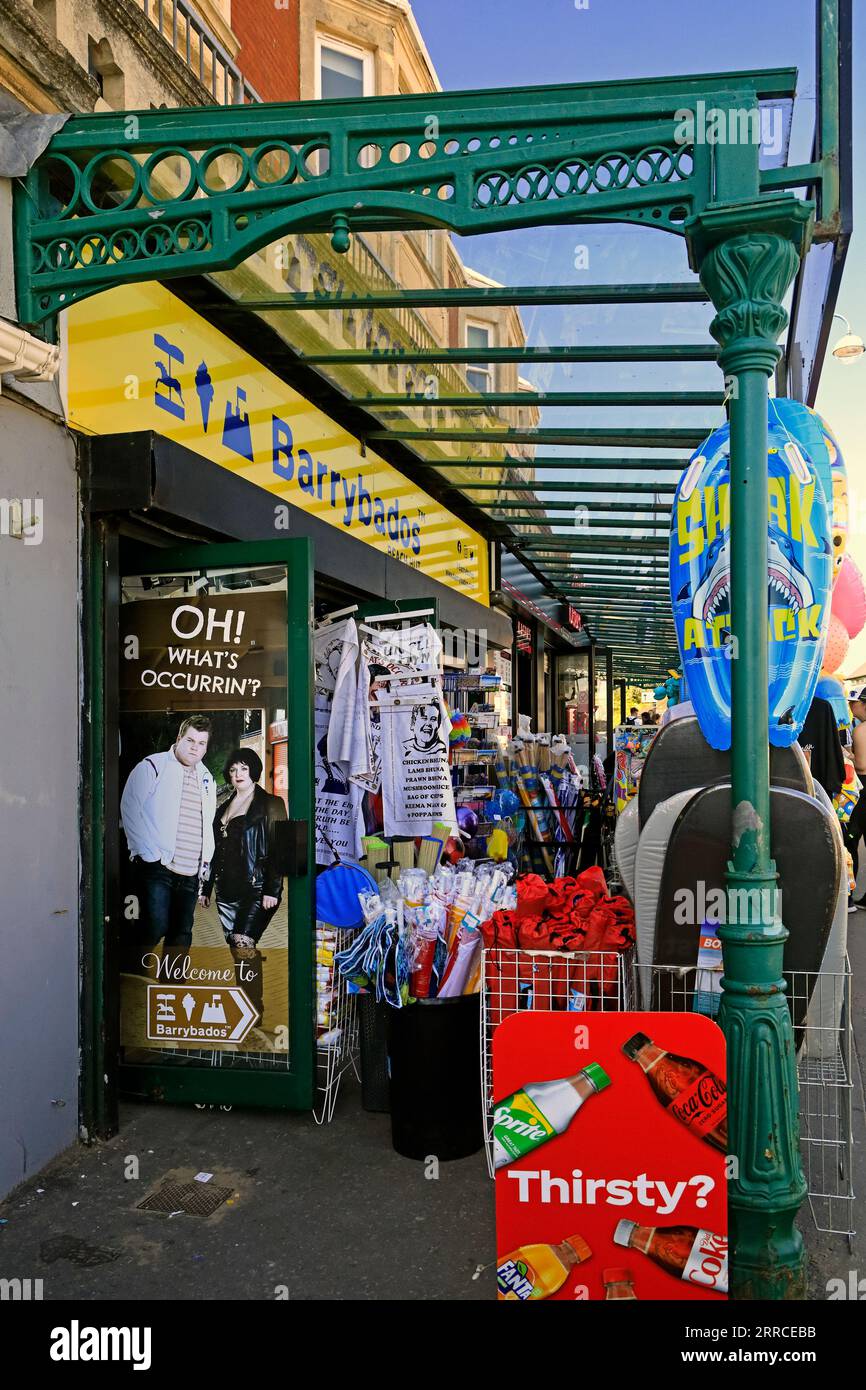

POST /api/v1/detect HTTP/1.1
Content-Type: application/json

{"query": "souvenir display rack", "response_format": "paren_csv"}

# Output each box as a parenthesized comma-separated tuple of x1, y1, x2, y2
(314, 925, 361, 1124)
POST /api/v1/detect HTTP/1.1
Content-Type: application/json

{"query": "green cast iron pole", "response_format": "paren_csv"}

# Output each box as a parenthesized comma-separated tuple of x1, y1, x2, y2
(689, 195, 814, 1301)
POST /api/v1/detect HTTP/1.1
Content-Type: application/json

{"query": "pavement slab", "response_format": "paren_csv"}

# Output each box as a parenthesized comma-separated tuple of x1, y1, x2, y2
(0, 1083, 496, 1301)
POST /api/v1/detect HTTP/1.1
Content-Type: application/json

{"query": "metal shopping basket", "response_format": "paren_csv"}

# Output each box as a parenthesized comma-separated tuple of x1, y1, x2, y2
(481, 945, 636, 1176)
(634, 959, 855, 1244)
(313, 925, 361, 1124)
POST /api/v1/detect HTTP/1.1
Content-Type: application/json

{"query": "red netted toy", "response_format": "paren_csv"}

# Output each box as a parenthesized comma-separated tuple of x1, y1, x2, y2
(481, 867, 635, 1019)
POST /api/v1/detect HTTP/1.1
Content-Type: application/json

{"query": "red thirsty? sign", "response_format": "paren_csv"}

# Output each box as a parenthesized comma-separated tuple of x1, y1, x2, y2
(493, 1011, 727, 1301)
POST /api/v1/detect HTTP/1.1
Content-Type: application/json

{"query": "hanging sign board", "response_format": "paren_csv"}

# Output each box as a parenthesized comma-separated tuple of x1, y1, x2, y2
(563, 605, 583, 631)
(66, 282, 489, 604)
(493, 1011, 727, 1301)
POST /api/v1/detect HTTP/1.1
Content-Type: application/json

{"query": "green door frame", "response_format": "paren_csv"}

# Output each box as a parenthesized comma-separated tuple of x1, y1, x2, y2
(87, 536, 316, 1116)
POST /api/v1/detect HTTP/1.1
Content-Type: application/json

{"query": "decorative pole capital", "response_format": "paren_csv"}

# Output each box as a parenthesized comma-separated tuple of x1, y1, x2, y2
(685, 195, 813, 376)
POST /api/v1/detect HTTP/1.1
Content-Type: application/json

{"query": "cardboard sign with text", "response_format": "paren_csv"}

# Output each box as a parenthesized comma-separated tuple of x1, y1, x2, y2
(494, 1011, 727, 1301)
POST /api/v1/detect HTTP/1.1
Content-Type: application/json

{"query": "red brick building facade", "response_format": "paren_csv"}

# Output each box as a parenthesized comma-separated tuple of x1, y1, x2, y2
(232, 0, 300, 101)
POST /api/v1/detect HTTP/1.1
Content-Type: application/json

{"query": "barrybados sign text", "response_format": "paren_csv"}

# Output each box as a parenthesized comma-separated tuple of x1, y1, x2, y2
(66, 281, 489, 604)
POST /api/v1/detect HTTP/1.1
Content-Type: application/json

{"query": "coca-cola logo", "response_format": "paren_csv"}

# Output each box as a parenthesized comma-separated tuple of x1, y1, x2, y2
(685, 1231, 728, 1292)
(673, 1072, 725, 1127)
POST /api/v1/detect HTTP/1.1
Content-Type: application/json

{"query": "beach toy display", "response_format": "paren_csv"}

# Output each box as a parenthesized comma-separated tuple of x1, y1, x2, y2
(669, 401, 834, 750)
(335, 860, 516, 1008)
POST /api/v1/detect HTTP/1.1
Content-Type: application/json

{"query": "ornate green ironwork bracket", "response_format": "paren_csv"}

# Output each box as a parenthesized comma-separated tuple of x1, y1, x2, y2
(14, 68, 798, 326)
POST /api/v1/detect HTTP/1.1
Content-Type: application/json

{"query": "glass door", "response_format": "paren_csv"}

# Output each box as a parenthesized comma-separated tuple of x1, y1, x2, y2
(116, 541, 314, 1109)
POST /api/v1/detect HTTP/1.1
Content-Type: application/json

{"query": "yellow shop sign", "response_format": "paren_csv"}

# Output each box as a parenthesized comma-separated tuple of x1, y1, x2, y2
(66, 282, 489, 604)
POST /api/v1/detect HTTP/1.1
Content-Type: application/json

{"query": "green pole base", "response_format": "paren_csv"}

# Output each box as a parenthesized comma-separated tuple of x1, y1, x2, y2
(718, 914, 808, 1303)
(729, 1208, 807, 1301)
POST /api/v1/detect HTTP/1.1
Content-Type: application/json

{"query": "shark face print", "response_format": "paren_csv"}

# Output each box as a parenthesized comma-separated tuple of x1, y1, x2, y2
(670, 409, 833, 751)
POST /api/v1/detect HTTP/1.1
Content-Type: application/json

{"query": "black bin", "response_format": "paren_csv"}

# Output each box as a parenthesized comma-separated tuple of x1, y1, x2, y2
(387, 993, 484, 1161)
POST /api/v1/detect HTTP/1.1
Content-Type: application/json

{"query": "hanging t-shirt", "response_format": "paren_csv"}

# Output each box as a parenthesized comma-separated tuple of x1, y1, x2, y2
(361, 621, 442, 679)
(314, 617, 359, 772)
(378, 682, 457, 837)
(314, 617, 365, 863)
(314, 694, 365, 864)
(348, 651, 382, 793)
(353, 622, 443, 793)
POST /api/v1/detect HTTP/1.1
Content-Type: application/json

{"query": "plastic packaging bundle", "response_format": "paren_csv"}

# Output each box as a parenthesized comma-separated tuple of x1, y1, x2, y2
(437, 916, 482, 998)
(316, 923, 337, 1033)
(334, 856, 514, 1007)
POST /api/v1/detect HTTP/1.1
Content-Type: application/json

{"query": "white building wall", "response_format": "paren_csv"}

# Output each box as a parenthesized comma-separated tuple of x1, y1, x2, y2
(0, 391, 80, 1197)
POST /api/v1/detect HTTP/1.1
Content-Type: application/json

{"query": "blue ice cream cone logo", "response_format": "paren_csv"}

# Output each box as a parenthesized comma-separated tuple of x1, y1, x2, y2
(195, 361, 215, 433)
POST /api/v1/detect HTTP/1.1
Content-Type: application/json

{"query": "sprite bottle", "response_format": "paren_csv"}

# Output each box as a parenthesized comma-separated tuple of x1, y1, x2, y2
(493, 1064, 611, 1169)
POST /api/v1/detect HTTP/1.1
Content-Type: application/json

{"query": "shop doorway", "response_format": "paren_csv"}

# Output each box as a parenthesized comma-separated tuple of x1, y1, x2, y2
(108, 540, 316, 1111)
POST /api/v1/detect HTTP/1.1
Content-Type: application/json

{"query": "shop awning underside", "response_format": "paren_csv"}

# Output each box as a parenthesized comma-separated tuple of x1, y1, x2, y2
(14, 4, 849, 684)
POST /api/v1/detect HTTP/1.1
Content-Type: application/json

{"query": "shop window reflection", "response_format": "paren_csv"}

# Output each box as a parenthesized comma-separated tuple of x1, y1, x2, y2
(556, 652, 589, 769)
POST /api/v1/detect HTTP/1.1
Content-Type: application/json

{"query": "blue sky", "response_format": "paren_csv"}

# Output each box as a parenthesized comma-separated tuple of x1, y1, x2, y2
(410, 0, 865, 668)
(413, 0, 813, 95)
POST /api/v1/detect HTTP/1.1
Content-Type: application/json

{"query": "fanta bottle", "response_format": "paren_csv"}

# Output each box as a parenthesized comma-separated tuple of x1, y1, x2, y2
(497, 1235, 592, 1300)
(493, 1064, 611, 1169)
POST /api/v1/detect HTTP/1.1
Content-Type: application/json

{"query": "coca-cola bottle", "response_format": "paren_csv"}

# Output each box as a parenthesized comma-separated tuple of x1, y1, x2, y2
(613, 1220, 727, 1295)
(603, 1268, 638, 1300)
(621, 1031, 727, 1152)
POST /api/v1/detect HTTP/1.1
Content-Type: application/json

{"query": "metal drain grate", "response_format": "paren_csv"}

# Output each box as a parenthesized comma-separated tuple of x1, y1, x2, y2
(136, 1181, 234, 1218)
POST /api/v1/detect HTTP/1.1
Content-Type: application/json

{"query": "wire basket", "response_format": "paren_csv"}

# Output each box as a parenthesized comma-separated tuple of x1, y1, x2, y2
(313, 926, 361, 1125)
(481, 945, 636, 1175)
(634, 960, 855, 1242)
(790, 962, 855, 1243)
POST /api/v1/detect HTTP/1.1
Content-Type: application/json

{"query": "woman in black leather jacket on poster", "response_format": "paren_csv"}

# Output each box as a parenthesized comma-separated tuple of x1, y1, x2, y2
(200, 748, 287, 1022)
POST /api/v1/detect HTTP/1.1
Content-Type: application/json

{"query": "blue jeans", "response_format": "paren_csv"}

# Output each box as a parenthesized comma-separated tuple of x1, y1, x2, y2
(139, 861, 199, 951)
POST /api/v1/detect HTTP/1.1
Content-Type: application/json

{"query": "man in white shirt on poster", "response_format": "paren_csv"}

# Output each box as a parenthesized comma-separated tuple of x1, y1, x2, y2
(121, 715, 217, 968)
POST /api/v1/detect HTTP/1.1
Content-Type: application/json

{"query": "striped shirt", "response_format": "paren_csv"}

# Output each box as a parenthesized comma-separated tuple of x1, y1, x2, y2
(168, 765, 204, 876)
